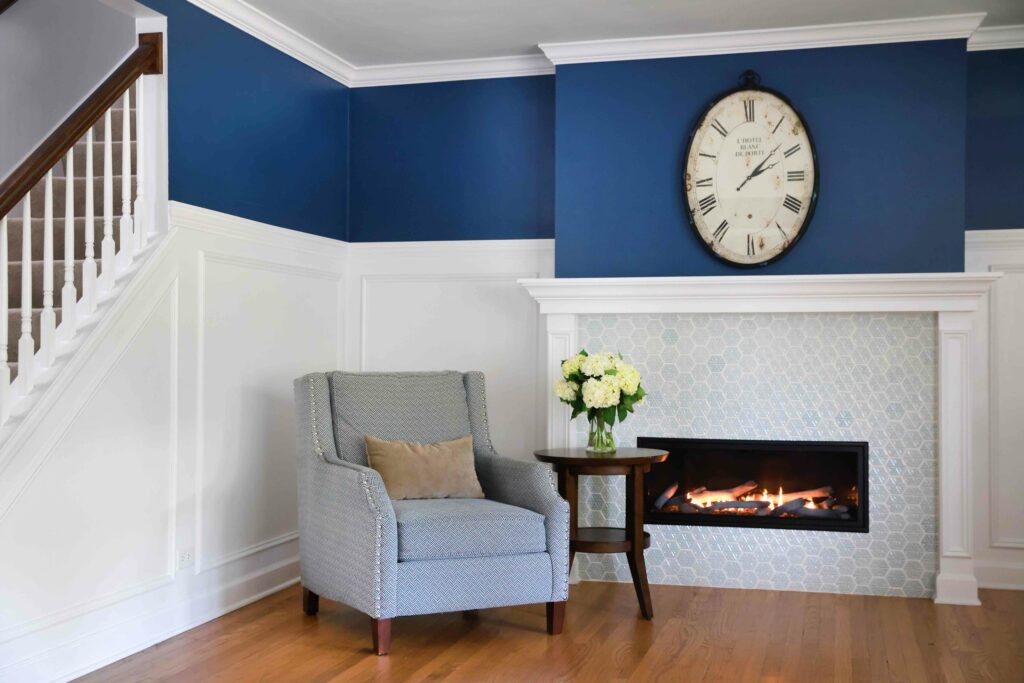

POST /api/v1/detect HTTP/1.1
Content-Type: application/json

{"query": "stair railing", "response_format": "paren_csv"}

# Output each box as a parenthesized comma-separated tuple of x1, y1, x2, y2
(0, 33, 163, 425)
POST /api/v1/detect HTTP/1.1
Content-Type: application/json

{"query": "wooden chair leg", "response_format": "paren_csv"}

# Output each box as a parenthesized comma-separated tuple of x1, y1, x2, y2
(302, 586, 319, 616)
(546, 601, 566, 635)
(372, 617, 391, 655)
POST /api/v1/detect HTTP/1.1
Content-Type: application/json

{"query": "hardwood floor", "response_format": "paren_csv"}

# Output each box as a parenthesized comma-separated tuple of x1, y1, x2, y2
(80, 582, 1024, 682)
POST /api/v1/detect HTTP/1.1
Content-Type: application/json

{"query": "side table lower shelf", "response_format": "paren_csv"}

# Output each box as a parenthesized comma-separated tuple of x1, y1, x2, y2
(573, 527, 652, 554)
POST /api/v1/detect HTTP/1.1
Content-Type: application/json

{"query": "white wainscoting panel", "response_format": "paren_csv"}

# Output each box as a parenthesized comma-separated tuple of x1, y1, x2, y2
(347, 240, 554, 460)
(0, 280, 178, 644)
(196, 252, 342, 571)
(966, 229, 1024, 589)
(0, 203, 346, 681)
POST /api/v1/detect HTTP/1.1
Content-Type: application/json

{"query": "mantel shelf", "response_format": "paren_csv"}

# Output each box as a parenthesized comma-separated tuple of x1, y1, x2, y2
(519, 272, 1000, 314)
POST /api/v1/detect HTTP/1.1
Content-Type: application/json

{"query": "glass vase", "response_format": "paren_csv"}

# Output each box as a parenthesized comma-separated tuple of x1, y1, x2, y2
(587, 413, 616, 454)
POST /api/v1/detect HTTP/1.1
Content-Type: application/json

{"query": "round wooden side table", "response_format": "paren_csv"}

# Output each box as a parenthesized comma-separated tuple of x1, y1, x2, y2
(534, 447, 669, 620)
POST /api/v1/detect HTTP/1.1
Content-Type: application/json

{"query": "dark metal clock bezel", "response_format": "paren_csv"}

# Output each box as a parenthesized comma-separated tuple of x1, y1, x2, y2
(682, 76, 820, 269)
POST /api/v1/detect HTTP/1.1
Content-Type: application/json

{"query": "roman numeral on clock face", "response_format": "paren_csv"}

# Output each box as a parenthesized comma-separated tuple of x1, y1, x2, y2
(784, 144, 801, 158)
(696, 177, 713, 187)
(699, 152, 716, 159)
(743, 99, 755, 123)
(747, 234, 756, 256)
(711, 118, 728, 137)
(783, 194, 802, 213)
(787, 170, 805, 182)
(713, 220, 729, 241)
(772, 116, 785, 134)
(698, 194, 717, 215)
(776, 222, 787, 239)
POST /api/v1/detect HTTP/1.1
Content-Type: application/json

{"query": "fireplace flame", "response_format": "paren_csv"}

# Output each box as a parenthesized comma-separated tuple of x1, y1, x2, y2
(668, 482, 841, 516)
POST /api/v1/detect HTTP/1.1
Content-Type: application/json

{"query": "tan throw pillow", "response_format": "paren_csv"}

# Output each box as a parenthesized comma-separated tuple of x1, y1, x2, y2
(364, 434, 485, 501)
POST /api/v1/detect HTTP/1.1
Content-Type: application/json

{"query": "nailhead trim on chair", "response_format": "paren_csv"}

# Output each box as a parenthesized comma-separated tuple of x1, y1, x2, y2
(307, 377, 326, 460)
(471, 378, 496, 451)
(360, 471, 385, 617)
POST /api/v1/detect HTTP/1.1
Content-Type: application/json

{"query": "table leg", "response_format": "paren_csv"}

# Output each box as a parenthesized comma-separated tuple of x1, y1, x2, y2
(557, 466, 578, 570)
(625, 465, 653, 620)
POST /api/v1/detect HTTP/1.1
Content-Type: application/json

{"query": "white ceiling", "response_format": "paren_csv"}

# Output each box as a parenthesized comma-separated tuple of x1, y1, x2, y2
(240, 0, 1023, 66)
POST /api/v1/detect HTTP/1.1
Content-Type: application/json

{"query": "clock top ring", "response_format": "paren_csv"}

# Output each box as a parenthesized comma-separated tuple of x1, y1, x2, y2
(683, 70, 819, 267)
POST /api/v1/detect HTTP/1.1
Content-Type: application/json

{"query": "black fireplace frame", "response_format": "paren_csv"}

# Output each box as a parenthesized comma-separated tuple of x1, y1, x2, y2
(639, 436, 869, 533)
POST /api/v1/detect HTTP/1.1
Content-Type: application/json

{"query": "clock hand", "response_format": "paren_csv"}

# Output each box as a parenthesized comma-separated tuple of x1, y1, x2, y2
(736, 144, 781, 192)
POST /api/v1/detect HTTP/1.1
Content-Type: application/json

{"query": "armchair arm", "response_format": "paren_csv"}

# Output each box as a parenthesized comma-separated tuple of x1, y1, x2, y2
(298, 454, 399, 619)
(295, 375, 398, 618)
(475, 447, 570, 601)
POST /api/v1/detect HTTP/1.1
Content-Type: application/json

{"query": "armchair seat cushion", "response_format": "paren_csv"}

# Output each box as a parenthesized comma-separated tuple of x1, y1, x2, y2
(393, 498, 547, 562)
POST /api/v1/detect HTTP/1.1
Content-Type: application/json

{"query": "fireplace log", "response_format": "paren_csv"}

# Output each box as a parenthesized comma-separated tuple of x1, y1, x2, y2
(654, 483, 679, 510)
(706, 500, 770, 512)
(770, 498, 809, 516)
(687, 481, 757, 502)
(663, 496, 700, 513)
(778, 487, 833, 504)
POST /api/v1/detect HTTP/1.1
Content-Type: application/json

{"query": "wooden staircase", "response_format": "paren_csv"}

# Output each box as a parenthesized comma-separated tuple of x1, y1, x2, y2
(0, 32, 162, 426)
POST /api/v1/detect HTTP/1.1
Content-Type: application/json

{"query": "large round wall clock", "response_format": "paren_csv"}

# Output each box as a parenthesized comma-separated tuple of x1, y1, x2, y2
(683, 70, 818, 267)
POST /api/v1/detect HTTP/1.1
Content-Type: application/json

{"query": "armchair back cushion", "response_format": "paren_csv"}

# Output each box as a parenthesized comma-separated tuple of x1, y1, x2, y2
(329, 371, 473, 465)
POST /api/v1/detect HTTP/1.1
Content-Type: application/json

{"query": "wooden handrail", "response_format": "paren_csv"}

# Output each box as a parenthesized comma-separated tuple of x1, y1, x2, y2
(0, 32, 163, 219)
(0, 0, 21, 17)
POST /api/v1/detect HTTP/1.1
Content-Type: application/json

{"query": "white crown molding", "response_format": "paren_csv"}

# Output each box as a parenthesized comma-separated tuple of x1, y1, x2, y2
(968, 24, 1024, 51)
(187, 0, 358, 85)
(348, 54, 554, 88)
(187, 0, 552, 87)
(539, 13, 987, 65)
(183, 5, 1016, 86)
(519, 272, 1000, 315)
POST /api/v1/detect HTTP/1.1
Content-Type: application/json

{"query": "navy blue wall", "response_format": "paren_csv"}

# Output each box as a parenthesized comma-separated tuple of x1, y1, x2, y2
(967, 48, 1024, 230)
(556, 40, 967, 277)
(349, 77, 554, 242)
(140, 0, 349, 239)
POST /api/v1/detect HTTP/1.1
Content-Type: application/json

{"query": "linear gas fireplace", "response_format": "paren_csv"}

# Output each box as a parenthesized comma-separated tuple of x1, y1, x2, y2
(639, 437, 869, 533)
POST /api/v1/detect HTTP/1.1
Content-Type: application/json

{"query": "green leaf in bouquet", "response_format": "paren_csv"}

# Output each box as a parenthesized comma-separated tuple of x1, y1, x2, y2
(603, 406, 617, 426)
(606, 367, 617, 376)
(618, 403, 628, 421)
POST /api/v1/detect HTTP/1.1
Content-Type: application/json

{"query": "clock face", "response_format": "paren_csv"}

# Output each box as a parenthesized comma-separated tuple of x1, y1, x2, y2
(683, 87, 817, 266)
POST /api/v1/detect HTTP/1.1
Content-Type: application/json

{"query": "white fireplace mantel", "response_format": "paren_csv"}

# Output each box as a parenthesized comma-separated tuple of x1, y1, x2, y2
(520, 272, 1000, 606)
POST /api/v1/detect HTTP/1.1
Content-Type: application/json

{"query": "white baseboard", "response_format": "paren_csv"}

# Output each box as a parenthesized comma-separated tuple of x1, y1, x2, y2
(4, 557, 298, 682)
(976, 561, 1024, 591)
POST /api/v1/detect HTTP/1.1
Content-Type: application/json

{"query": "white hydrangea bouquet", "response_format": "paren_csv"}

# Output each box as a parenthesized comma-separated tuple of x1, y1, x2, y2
(554, 350, 646, 453)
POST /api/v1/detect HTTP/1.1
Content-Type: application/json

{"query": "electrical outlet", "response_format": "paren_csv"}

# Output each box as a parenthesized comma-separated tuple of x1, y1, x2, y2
(177, 548, 194, 570)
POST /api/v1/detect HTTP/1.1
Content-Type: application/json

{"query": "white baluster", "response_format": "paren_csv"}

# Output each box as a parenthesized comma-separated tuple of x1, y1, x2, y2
(40, 171, 56, 367)
(100, 109, 115, 292)
(61, 148, 77, 341)
(18, 193, 34, 393)
(118, 89, 134, 269)
(82, 129, 97, 315)
(0, 215, 9, 423)
(134, 77, 145, 251)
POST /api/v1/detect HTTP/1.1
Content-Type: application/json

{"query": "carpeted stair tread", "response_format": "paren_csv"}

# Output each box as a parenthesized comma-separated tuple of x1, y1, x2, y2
(6, 260, 89, 308)
(70, 140, 137, 176)
(3, 217, 115, 260)
(7, 307, 64, 362)
(26, 175, 138, 217)
(88, 106, 136, 143)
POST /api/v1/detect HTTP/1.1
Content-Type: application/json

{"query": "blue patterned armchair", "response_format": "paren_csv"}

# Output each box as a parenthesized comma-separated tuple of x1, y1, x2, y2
(293, 371, 570, 655)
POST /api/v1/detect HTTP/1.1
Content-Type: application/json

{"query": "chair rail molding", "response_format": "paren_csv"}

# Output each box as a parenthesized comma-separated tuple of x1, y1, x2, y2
(521, 272, 1000, 605)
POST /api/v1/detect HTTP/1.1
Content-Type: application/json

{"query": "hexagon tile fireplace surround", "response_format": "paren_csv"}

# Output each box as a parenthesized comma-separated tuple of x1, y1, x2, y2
(520, 273, 999, 606)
